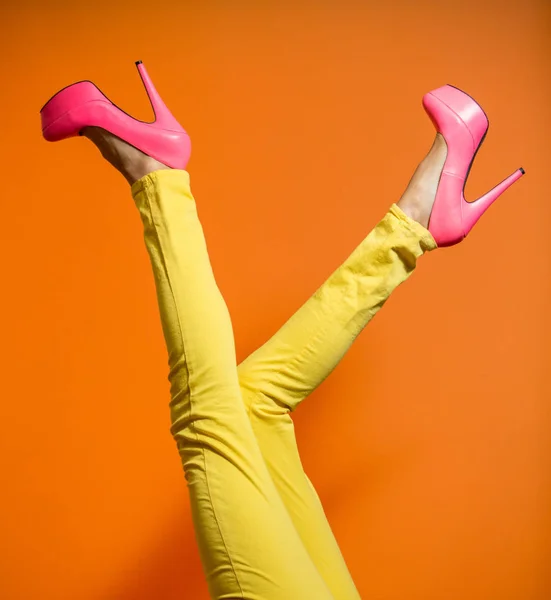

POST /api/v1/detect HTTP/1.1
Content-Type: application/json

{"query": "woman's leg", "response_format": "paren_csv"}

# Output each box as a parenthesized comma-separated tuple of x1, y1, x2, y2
(236, 134, 445, 600)
(82, 128, 335, 600)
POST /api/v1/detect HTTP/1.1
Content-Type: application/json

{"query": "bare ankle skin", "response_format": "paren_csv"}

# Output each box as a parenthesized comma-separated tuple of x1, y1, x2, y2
(397, 133, 448, 229)
(81, 126, 171, 186)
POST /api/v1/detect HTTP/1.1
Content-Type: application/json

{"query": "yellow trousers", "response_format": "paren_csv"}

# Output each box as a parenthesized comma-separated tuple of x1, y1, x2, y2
(131, 169, 437, 600)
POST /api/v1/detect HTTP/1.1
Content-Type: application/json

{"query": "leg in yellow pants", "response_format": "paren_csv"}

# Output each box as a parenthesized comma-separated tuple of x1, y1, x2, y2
(131, 169, 436, 600)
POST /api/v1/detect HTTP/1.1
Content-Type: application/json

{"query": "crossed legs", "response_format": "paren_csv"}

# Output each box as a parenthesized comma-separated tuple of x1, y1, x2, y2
(82, 126, 444, 599)
(236, 200, 436, 600)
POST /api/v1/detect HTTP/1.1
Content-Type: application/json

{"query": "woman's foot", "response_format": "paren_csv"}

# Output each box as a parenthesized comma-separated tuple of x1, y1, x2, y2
(81, 126, 172, 186)
(396, 133, 448, 229)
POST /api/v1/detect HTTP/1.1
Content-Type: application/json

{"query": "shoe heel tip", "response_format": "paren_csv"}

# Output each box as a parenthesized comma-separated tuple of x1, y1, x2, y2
(520, 167, 525, 175)
(135, 60, 143, 65)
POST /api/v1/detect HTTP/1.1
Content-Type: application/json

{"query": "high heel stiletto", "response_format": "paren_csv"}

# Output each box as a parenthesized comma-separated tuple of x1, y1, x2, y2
(422, 84, 524, 247)
(40, 61, 191, 170)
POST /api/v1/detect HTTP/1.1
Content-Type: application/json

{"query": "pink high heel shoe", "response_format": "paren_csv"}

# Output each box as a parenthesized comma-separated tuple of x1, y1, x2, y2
(40, 61, 191, 170)
(423, 84, 524, 247)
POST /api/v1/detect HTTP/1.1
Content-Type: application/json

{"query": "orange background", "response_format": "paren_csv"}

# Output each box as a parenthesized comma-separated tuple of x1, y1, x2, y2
(1, 1, 550, 599)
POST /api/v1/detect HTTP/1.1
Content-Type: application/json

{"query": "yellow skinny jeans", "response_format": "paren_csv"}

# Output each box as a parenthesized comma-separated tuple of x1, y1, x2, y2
(131, 169, 437, 600)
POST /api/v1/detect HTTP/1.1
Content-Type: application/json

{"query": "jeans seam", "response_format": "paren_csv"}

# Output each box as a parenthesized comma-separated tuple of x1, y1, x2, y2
(141, 173, 245, 598)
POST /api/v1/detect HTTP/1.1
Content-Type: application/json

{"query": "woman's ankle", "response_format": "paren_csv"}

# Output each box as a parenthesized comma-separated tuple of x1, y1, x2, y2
(81, 126, 171, 186)
(396, 134, 448, 229)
